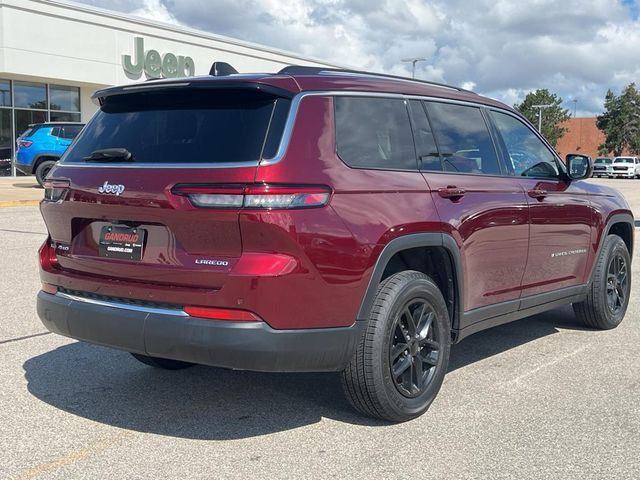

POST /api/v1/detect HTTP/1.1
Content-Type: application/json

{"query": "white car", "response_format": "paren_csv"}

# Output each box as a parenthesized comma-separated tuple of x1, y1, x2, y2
(611, 156, 640, 178)
(592, 157, 613, 177)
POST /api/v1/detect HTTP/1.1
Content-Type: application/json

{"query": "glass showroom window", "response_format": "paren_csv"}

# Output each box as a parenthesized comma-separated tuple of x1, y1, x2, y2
(49, 84, 81, 122)
(0, 80, 12, 176)
(14, 81, 48, 137)
(0, 79, 81, 175)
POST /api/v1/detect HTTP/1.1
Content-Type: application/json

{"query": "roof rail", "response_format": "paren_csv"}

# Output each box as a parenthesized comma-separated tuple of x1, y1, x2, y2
(277, 65, 474, 94)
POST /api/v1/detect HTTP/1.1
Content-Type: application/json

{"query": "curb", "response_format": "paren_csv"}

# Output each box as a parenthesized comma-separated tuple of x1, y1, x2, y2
(0, 200, 41, 208)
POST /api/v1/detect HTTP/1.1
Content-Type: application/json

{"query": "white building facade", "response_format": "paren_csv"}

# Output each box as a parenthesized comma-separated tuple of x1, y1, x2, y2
(0, 0, 337, 173)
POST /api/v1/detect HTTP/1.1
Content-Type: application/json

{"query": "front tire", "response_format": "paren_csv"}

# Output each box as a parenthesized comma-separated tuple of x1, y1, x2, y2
(131, 353, 195, 370)
(573, 234, 631, 329)
(341, 271, 451, 422)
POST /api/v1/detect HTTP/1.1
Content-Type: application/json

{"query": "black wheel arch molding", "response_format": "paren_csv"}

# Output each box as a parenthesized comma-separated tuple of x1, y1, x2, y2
(596, 212, 634, 266)
(356, 233, 464, 333)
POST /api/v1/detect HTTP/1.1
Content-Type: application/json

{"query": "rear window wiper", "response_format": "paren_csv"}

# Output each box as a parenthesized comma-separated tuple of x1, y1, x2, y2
(84, 148, 133, 162)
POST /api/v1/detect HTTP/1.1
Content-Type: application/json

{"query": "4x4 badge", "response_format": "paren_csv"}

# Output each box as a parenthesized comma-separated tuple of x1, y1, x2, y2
(98, 181, 125, 196)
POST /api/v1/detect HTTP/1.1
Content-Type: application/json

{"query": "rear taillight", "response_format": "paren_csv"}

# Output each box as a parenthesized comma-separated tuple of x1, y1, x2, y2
(38, 239, 59, 269)
(171, 184, 332, 210)
(183, 306, 262, 322)
(17, 140, 33, 148)
(43, 179, 70, 202)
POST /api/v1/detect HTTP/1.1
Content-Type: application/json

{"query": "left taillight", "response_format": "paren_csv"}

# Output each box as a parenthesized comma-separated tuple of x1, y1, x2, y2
(171, 184, 332, 210)
(43, 179, 70, 202)
(38, 239, 59, 270)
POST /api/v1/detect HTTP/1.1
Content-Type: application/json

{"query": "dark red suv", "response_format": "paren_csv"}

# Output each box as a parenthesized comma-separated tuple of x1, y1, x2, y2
(37, 65, 634, 422)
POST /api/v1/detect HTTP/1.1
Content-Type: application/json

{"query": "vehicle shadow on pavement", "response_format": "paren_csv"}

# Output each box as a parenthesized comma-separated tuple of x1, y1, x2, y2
(448, 305, 590, 372)
(12, 182, 40, 189)
(23, 306, 588, 438)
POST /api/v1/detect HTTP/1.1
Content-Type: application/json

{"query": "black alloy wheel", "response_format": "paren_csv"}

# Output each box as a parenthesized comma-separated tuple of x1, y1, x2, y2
(389, 300, 441, 398)
(606, 253, 628, 315)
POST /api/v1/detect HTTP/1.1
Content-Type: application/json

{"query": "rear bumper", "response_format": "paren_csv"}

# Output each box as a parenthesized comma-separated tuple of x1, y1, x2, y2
(37, 291, 366, 372)
(15, 161, 32, 176)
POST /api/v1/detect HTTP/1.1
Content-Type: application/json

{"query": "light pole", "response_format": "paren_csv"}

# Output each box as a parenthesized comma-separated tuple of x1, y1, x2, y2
(401, 57, 427, 79)
(572, 99, 578, 117)
(532, 104, 553, 132)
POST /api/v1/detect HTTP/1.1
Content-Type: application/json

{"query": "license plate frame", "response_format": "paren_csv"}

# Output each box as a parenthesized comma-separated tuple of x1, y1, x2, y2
(98, 225, 146, 261)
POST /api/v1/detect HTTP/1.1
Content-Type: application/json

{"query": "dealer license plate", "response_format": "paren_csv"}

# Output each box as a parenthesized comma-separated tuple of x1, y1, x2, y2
(98, 225, 146, 260)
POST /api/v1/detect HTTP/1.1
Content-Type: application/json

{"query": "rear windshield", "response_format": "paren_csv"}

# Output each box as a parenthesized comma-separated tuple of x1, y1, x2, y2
(19, 125, 40, 137)
(62, 89, 290, 164)
(595, 158, 611, 164)
(614, 158, 633, 163)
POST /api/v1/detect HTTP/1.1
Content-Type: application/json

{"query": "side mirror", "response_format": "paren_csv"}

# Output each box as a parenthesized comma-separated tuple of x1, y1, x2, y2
(565, 153, 592, 180)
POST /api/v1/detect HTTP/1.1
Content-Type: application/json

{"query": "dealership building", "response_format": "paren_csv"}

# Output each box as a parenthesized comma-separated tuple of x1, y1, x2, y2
(0, 0, 337, 174)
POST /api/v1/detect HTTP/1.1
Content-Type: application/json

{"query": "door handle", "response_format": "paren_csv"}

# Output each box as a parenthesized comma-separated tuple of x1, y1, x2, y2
(527, 188, 548, 200)
(438, 186, 466, 200)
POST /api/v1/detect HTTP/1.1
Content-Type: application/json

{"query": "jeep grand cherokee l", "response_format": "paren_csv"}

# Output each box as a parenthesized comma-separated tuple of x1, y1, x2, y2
(36, 64, 633, 422)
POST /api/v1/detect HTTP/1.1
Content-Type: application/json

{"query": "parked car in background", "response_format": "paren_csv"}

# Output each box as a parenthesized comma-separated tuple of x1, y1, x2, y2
(592, 157, 613, 178)
(15, 122, 84, 186)
(611, 156, 640, 179)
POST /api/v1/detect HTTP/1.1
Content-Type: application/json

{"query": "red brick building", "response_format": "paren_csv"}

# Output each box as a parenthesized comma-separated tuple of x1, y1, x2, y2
(555, 117, 632, 159)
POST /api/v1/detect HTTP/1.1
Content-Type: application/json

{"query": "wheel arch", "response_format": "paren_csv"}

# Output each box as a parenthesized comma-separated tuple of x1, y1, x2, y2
(33, 154, 60, 173)
(586, 213, 634, 284)
(607, 215, 634, 259)
(356, 234, 464, 334)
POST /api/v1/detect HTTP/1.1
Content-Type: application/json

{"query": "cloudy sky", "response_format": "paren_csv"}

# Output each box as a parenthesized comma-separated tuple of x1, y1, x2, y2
(74, 0, 639, 116)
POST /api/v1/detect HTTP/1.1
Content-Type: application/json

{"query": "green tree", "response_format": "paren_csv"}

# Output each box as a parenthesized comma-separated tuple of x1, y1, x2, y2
(596, 83, 640, 156)
(514, 89, 571, 147)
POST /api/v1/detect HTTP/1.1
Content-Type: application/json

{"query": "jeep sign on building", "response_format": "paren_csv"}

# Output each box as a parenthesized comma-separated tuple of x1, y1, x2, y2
(122, 37, 196, 79)
(0, 0, 338, 175)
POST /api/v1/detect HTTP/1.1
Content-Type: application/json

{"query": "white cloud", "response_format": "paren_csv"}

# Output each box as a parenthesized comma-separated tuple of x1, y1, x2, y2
(129, 0, 177, 24)
(73, 0, 639, 115)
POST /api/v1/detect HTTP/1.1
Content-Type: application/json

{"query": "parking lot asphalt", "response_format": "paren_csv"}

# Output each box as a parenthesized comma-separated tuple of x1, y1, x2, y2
(1, 179, 640, 479)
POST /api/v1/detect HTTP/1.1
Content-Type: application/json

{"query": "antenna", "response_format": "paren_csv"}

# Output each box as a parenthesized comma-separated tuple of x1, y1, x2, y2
(209, 62, 238, 76)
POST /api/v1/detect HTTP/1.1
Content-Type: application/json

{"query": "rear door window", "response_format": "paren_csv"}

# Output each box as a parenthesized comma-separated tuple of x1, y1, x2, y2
(335, 97, 417, 170)
(62, 89, 290, 164)
(425, 102, 502, 175)
(58, 125, 83, 140)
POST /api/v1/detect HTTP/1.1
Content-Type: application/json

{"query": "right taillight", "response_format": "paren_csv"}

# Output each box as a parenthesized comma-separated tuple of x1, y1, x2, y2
(17, 140, 33, 148)
(43, 179, 70, 202)
(171, 184, 332, 210)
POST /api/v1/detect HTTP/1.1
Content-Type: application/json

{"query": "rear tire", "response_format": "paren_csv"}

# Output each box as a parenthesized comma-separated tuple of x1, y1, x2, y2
(131, 353, 195, 370)
(35, 160, 56, 187)
(573, 234, 631, 330)
(341, 271, 451, 422)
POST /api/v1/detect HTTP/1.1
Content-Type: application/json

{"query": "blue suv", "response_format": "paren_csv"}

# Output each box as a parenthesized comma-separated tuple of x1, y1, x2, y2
(15, 122, 84, 185)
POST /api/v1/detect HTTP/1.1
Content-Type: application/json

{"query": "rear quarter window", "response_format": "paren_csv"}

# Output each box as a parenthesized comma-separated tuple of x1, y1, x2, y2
(334, 96, 417, 170)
